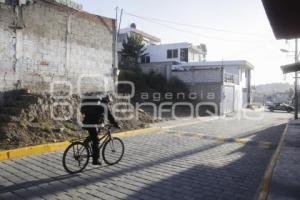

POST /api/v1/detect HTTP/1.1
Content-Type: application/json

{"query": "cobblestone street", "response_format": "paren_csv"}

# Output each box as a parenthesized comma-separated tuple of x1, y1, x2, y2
(0, 111, 291, 200)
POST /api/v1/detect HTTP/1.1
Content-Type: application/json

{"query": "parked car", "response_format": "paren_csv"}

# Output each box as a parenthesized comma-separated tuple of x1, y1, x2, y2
(268, 103, 294, 113)
(265, 101, 274, 106)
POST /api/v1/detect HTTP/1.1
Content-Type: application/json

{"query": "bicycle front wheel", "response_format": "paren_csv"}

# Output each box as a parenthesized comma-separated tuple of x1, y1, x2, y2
(102, 137, 125, 165)
(62, 141, 90, 174)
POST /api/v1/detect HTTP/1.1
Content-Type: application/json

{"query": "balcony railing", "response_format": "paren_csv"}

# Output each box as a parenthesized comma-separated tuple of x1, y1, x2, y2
(224, 73, 239, 84)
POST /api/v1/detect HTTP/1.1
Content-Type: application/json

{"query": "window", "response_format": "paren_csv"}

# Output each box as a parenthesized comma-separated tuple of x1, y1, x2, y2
(180, 48, 188, 62)
(167, 50, 172, 58)
(173, 49, 178, 58)
(146, 56, 150, 63)
(167, 49, 178, 59)
(141, 55, 150, 63)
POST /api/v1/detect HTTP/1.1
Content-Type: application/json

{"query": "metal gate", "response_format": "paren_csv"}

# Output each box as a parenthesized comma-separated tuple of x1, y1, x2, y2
(224, 86, 234, 114)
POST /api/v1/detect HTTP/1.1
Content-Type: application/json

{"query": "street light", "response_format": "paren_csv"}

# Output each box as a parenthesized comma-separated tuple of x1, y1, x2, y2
(280, 48, 300, 56)
(281, 39, 299, 119)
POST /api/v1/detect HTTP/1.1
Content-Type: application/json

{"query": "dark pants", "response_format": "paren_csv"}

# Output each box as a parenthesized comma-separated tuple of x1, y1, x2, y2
(87, 128, 99, 162)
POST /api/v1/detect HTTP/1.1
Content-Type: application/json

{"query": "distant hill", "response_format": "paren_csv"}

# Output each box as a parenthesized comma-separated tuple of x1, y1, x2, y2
(254, 83, 292, 95)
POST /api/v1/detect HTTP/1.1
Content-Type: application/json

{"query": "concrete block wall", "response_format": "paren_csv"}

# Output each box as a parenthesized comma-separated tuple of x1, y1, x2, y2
(140, 62, 172, 80)
(0, 0, 115, 94)
(188, 83, 222, 115)
(172, 68, 222, 84)
(140, 63, 223, 84)
(0, 5, 17, 91)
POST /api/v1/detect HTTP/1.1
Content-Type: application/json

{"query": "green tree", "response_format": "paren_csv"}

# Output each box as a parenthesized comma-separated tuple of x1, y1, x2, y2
(121, 33, 147, 67)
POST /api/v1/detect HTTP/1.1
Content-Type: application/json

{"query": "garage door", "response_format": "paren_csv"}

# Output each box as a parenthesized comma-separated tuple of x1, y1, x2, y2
(224, 86, 234, 114)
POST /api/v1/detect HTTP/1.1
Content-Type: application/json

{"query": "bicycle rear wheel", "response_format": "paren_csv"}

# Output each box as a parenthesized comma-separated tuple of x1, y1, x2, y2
(102, 137, 125, 165)
(62, 141, 90, 174)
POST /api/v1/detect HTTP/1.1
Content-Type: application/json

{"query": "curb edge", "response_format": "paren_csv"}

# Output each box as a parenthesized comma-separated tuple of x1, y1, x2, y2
(0, 127, 162, 161)
(256, 121, 289, 200)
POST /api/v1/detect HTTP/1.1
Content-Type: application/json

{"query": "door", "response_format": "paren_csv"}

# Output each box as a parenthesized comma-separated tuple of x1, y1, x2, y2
(224, 86, 235, 114)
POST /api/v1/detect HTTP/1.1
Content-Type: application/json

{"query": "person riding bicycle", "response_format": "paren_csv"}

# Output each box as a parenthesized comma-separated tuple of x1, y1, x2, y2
(80, 94, 119, 165)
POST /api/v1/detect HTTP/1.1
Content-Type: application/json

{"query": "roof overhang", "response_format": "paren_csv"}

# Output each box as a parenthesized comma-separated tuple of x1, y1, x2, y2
(120, 28, 161, 43)
(132, 29, 161, 43)
(262, 0, 300, 39)
(281, 62, 300, 74)
(178, 60, 254, 70)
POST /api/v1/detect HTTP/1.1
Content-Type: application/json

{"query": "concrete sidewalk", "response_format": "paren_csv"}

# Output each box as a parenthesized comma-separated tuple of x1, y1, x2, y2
(268, 120, 300, 200)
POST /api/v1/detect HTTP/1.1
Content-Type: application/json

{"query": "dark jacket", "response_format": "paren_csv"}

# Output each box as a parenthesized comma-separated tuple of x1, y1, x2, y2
(80, 98, 117, 126)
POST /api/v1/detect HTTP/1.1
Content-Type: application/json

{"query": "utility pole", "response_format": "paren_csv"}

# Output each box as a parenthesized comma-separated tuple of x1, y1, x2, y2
(113, 7, 119, 93)
(295, 38, 298, 119)
(117, 9, 123, 38)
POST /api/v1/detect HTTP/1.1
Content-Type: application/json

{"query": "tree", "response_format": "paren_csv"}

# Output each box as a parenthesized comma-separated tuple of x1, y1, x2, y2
(121, 33, 147, 67)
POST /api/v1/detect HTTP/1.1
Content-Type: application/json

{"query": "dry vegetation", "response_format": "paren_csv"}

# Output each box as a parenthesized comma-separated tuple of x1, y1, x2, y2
(0, 90, 154, 150)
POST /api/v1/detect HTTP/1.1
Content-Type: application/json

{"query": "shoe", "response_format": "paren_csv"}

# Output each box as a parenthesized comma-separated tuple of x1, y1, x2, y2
(92, 160, 102, 165)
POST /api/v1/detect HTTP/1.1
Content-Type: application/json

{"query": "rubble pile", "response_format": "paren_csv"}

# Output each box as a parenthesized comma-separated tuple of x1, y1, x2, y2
(0, 90, 154, 150)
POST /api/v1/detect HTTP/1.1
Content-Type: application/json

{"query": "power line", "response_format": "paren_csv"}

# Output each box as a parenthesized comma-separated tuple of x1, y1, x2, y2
(123, 11, 272, 43)
(124, 11, 270, 38)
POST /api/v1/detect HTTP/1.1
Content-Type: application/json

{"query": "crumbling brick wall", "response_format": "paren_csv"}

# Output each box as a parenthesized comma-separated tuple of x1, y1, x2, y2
(0, 0, 116, 94)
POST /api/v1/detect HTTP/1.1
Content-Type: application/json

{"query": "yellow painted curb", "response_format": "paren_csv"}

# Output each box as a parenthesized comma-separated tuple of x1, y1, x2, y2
(114, 127, 162, 138)
(0, 127, 162, 161)
(163, 120, 207, 129)
(234, 138, 249, 144)
(0, 151, 9, 160)
(0, 141, 71, 161)
(256, 123, 289, 200)
(216, 138, 225, 144)
(257, 141, 273, 149)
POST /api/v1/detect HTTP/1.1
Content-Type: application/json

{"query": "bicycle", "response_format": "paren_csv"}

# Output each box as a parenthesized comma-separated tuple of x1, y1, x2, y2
(62, 124, 125, 174)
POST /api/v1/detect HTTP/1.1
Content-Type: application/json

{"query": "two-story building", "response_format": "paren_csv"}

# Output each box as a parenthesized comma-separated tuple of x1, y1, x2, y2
(118, 24, 205, 64)
(141, 42, 204, 64)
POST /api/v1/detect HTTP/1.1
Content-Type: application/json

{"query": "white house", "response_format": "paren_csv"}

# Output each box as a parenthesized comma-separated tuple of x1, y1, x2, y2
(141, 42, 204, 64)
(118, 25, 205, 64)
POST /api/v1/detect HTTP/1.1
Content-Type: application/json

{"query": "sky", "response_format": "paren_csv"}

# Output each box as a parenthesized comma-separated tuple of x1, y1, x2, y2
(74, 0, 295, 85)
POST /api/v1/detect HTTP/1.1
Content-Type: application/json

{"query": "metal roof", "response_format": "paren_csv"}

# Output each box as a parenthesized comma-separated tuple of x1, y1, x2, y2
(177, 60, 255, 70)
(119, 28, 161, 43)
(262, 0, 300, 39)
(281, 62, 300, 73)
